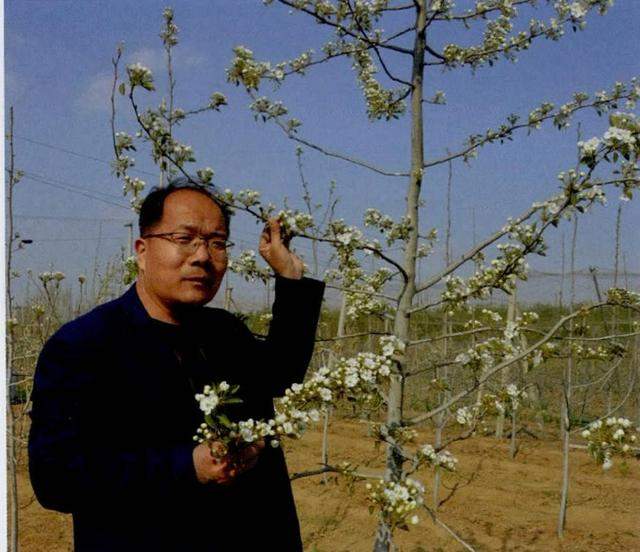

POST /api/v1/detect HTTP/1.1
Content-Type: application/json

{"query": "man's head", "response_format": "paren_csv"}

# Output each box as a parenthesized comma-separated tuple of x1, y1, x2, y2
(135, 178, 232, 320)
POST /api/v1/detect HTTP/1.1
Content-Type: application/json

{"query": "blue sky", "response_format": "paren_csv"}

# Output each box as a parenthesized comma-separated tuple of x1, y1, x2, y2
(5, 1, 640, 305)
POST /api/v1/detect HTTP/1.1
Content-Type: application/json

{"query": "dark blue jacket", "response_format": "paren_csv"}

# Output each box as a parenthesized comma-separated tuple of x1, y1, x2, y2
(28, 277, 325, 551)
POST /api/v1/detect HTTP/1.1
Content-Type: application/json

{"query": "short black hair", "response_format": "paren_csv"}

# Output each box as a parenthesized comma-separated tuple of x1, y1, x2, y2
(138, 176, 231, 237)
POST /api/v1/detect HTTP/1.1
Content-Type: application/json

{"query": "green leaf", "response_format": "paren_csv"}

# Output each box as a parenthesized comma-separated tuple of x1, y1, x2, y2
(204, 414, 215, 427)
(217, 413, 233, 428)
(118, 82, 126, 95)
(224, 398, 243, 405)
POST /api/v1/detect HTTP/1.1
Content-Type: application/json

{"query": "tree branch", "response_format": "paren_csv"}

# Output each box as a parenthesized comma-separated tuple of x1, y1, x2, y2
(432, 0, 534, 22)
(275, 0, 414, 56)
(406, 303, 638, 426)
(423, 95, 635, 170)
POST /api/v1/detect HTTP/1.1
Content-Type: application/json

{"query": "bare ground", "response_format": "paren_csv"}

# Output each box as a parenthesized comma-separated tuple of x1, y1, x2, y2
(17, 418, 640, 551)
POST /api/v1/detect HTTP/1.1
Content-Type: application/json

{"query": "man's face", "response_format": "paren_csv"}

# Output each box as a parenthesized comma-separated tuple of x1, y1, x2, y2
(135, 189, 228, 311)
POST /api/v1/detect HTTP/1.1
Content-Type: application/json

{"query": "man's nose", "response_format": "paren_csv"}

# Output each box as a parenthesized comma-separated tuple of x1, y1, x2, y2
(190, 240, 213, 263)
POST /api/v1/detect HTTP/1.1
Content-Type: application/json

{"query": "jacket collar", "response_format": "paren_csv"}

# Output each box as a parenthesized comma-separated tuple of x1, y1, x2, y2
(118, 282, 207, 331)
(118, 283, 156, 328)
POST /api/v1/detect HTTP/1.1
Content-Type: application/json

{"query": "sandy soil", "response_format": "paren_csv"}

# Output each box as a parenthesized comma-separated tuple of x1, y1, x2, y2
(17, 418, 640, 551)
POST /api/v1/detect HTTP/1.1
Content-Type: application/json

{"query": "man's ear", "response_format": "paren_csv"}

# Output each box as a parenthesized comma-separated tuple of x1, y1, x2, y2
(134, 238, 147, 273)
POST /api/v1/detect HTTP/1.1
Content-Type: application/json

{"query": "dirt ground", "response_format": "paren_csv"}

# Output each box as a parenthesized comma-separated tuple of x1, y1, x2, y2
(17, 418, 640, 551)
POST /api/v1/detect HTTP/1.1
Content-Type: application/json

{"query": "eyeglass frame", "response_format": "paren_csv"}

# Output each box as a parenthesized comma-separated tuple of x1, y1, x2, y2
(142, 231, 235, 255)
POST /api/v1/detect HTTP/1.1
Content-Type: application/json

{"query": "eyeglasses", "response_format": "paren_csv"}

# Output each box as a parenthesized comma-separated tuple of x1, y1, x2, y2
(143, 232, 234, 255)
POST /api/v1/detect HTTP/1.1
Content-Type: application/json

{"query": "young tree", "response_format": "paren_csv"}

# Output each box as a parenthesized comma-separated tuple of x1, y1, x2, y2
(112, 3, 640, 550)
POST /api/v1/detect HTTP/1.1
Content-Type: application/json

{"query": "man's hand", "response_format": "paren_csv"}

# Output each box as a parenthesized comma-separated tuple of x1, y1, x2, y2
(259, 218, 304, 280)
(193, 440, 265, 486)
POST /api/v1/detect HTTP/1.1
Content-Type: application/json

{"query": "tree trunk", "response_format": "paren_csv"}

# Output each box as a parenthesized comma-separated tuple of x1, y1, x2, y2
(373, 3, 426, 550)
(496, 290, 517, 439)
(6, 106, 20, 552)
(558, 217, 578, 538)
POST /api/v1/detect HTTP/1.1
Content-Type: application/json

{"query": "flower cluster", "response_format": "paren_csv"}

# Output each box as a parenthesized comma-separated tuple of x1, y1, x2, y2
(38, 271, 65, 285)
(135, 108, 196, 170)
(578, 111, 639, 169)
(122, 176, 146, 206)
(112, 154, 135, 178)
(228, 250, 271, 283)
(208, 92, 228, 111)
(363, 208, 413, 246)
(289, 50, 313, 74)
(504, 384, 528, 412)
(195, 381, 230, 415)
(250, 96, 289, 122)
(227, 46, 275, 90)
(456, 384, 528, 428)
(218, 188, 263, 212)
(569, 341, 626, 361)
(417, 444, 458, 471)
(160, 7, 178, 48)
(351, 45, 406, 121)
(607, 287, 640, 307)
(581, 417, 638, 470)
(193, 381, 244, 454)
(366, 478, 424, 531)
(114, 132, 135, 155)
(370, 423, 418, 447)
(344, 267, 394, 321)
(127, 62, 155, 91)
(276, 209, 315, 235)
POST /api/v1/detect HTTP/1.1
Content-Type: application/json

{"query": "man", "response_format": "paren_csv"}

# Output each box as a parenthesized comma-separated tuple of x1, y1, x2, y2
(28, 179, 325, 551)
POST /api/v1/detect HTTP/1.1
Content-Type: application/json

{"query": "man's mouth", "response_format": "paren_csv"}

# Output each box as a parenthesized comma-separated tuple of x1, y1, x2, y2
(184, 276, 212, 285)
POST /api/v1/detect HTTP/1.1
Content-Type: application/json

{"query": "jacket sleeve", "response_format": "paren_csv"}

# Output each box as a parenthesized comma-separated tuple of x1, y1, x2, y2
(241, 275, 325, 397)
(28, 333, 199, 514)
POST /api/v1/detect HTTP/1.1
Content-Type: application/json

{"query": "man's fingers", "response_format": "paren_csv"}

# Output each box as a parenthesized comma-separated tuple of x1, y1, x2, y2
(269, 219, 282, 244)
